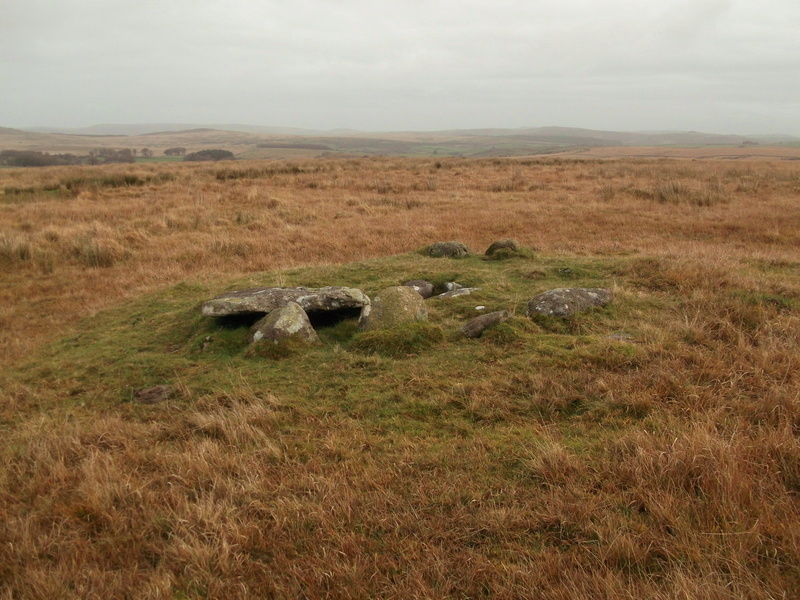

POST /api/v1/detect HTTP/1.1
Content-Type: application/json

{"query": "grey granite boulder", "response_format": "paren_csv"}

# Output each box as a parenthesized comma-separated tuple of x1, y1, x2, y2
(358, 286, 427, 331)
(403, 279, 435, 299)
(485, 238, 521, 256)
(526, 288, 612, 317)
(201, 286, 370, 317)
(426, 241, 470, 258)
(249, 302, 320, 345)
(461, 310, 511, 338)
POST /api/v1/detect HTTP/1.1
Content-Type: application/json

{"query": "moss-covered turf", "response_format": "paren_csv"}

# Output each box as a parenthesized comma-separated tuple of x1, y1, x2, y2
(6, 250, 797, 427)
(4, 252, 632, 416)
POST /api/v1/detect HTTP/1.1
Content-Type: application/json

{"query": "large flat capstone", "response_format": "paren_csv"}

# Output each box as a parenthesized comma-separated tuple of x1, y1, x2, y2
(201, 286, 370, 317)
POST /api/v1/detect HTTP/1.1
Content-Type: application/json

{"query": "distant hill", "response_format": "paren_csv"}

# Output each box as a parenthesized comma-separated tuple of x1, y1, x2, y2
(20, 124, 799, 146)
(425, 126, 767, 147)
(746, 134, 800, 144)
(24, 123, 323, 136)
(4, 124, 800, 159)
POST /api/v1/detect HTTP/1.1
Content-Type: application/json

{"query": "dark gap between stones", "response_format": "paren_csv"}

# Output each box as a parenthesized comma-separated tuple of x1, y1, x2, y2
(213, 307, 362, 331)
(215, 313, 267, 329)
(307, 307, 362, 328)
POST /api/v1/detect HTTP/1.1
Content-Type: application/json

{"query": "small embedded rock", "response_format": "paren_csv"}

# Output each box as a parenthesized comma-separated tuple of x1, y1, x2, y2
(485, 238, 521, 256)
(607, 332, 636, 343)
(432, 287, 480, 299)
(526, 288, 613, 317)
(524, 270, 547, 280)
(461, 310, 511, 338)
(249, 301, 320, 345)
(403, 279, 435, 299)
(426, 241, 470, 258)
(133, 385, 172, 405)
(358, 286, 428, 332)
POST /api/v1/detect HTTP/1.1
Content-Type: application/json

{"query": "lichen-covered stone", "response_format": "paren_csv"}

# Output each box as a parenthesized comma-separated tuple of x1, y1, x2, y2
(403, 279, 435, 299)
(526, 288, 612, 317)
(201, 286, 369, 317)
(485, 238, 521, 256)
(358, 286, 427, 332)
(249, 302, 320, 345)
(461, 310, 511, 338)
(426, 241, 470, 258)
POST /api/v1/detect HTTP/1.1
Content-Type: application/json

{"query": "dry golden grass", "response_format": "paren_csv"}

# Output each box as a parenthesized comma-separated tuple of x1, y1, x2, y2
(2, 156, 800, 598)
(2, 157, 799, 366)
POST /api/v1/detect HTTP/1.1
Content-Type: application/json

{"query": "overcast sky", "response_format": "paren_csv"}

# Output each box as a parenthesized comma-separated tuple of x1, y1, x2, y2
(1, 0, 798, 134)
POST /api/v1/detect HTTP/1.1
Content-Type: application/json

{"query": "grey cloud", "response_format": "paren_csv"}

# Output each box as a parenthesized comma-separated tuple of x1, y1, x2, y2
(656, 0, 734, 41)
(1, 0, 798, 133)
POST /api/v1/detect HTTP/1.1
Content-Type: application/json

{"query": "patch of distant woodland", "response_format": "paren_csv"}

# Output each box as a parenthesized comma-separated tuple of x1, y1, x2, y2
(183, 149, 235, 162)
(1, 147, 236, 167)
(0, 149, 138, 167)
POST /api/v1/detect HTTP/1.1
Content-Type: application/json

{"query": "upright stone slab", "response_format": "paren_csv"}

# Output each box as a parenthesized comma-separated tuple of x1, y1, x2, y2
(526, 288, 612, 317)
(358, 286, 428, 332)
(249, 302, 320, 345)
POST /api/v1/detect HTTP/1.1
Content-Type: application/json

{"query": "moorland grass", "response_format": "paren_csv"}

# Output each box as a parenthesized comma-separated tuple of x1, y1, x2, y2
(1, 156, 800, 366)
(1, 156, 800, 597)
(1, 250, 799, 598)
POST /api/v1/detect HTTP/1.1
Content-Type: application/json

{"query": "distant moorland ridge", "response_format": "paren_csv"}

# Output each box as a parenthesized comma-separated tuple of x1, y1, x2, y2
(2, 124, 799, 159)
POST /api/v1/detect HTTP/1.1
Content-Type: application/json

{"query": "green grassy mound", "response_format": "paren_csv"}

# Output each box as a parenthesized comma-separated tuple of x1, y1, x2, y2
(6, 252, 648, 417)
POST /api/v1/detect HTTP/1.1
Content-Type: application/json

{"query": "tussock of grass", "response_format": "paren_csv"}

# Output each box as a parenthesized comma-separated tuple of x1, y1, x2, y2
(0, 234, 33, 263)
(70, 237, 130, 268)
(482, 247, 535, 261)
(479, 317, 536, 346)
(654, 180, 727, 206)
(350, 321, 444, 357)
(245, 336, 314, 360)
